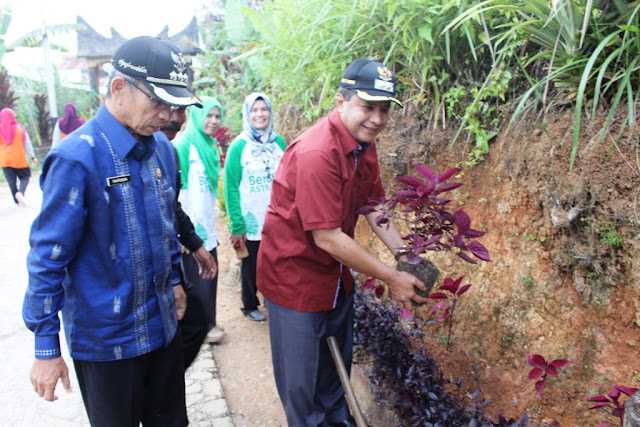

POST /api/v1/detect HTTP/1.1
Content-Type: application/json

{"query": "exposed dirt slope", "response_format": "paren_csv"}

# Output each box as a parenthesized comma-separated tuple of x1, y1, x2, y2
(359, 110, 640, 425)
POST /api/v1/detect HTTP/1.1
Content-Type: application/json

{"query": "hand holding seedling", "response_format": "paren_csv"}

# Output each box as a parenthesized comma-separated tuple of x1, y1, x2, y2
(397, 258, 440, 306)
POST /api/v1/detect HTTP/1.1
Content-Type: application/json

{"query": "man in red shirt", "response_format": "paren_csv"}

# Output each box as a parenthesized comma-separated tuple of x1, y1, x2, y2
(257, 58, 429, 426)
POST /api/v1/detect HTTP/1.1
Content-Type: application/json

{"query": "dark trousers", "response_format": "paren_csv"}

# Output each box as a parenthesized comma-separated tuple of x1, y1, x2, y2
(3, 166, 30, 204)
(180, 248, 218, 370)
(73, 331, 188, 427)
(266, 288, 354, 426)
(240, 240, 261, 313)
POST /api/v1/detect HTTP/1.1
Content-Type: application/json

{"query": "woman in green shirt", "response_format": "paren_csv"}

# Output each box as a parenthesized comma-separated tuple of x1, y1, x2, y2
(224, 93, 286, 321)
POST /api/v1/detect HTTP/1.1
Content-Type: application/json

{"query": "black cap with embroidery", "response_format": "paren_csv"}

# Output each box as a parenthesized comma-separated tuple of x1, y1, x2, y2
(339, 58, 403, 107)
(112, 36, 202, 108)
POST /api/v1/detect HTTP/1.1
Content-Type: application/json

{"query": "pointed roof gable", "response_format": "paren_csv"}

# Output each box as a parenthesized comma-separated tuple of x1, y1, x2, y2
(76, 15, 202, 59)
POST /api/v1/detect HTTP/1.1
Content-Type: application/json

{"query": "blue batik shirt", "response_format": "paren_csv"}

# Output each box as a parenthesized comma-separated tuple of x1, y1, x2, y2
(23, 104, 182, 361)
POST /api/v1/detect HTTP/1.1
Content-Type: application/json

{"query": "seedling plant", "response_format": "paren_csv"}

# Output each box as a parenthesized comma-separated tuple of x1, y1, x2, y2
(587, 384, 640, 427)
(525, 353, 570, 399)
(428, 275, 472, 349)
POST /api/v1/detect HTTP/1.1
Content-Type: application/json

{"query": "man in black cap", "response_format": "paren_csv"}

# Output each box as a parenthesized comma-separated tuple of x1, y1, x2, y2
(257, 58, 430, 426)
(23, 36, 202, 426)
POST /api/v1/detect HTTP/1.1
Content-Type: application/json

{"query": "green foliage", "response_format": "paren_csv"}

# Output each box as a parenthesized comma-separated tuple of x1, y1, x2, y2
(0, 6, 11, 61)
(235, 0, 492, 123)
(11, 75, 44, 145)
(598, 222, 622, 247)
(194, 0, 640, 170)
(194, 8, 262, 135)
(443, 85, 466, 119)
(455, 61, 512, 164)
(523, 277, 534, 288)
(464, 0, 640, 169)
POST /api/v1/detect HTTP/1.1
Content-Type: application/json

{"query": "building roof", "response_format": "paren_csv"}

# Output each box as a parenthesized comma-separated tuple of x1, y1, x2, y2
(76, 15, 202, 60)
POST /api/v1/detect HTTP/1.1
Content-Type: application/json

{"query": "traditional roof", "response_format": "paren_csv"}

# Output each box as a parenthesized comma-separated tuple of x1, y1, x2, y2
(76, 15, 202, 59)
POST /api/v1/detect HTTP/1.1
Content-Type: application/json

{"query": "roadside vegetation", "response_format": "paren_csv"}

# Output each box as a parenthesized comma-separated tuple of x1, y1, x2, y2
(197, 0, 640, 170)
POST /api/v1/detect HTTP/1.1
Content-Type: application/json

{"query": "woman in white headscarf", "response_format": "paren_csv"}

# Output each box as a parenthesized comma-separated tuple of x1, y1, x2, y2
(223, 92, 286, 321)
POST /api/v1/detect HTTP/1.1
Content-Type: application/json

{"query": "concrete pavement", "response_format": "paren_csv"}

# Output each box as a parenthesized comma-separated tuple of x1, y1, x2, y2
(0, 173, 233, 426)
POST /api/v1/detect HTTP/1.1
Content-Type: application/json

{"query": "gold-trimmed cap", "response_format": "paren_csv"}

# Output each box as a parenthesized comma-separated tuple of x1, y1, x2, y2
(112, 36, 202, 108)
(339, 58, 403, 107)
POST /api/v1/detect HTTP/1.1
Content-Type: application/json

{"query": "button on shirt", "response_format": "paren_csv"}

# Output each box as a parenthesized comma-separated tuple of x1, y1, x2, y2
(23, 104, 182, 361)
(257, 109, 385, 312)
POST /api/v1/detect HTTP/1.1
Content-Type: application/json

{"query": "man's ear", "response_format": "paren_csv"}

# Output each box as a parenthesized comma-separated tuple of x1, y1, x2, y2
(334, 92, 345, 111)
(109, 76, 128, 103)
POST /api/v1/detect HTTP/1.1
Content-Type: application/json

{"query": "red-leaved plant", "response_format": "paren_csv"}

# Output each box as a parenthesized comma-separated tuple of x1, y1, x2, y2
(362, 277, 385, 298)
(362, 278, 413, 320)
(213, 127, 233, 168)
(587, 384, 640, 427)
(213, 126, 233, 146)
(428, 275, 471, 348)
(358, 165, 491, 265)
(526, 353, 570, 399)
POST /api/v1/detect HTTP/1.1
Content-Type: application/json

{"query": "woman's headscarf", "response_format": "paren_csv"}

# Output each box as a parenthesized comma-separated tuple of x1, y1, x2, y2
(239, 92, 277, 144)
(172, 96, 223, 191)
(0, 108, 26, 147)
(58, 103, 85, 135)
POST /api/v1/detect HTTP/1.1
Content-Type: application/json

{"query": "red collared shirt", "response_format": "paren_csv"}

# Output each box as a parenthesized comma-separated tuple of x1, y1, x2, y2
(257, 109, 385, 312)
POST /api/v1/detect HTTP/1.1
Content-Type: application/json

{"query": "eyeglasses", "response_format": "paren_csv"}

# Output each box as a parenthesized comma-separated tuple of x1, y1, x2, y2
(124, 77, 169, 111)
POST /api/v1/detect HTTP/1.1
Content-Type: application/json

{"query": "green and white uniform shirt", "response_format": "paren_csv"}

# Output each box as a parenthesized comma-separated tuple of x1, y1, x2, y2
(224, 135, 287, 241)
(179, 144, 219, 250)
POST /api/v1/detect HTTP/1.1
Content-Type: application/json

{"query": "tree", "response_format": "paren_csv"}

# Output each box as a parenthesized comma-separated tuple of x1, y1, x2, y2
(0, 66, 16, 110)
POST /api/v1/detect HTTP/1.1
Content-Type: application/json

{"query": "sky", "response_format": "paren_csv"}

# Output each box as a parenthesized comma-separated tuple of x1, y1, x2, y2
(4, 0, 209, 45)
(2, 0, 214, 78)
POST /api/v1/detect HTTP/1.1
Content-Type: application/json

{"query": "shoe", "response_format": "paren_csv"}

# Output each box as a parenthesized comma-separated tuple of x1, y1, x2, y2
(204, 326, 224, 343)
(329, 417, 356, 427)
(15, 192, 27, 208)
(245, 309, 266, 322)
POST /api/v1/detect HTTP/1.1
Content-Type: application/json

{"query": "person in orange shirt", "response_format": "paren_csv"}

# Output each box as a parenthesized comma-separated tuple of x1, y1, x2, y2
(0, 108, 37, 207)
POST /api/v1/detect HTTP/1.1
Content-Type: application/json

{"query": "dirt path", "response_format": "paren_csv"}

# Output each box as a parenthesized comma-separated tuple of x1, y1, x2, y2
(211, 209, 287, 426)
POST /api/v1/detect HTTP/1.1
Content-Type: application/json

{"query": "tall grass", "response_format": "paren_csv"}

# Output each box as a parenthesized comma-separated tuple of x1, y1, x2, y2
(195, 0, 640, 169)
(440, 0, 640, 168)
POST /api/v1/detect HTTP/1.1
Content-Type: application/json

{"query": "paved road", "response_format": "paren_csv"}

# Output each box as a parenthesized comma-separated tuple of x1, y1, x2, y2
(0, 173, 233, 426)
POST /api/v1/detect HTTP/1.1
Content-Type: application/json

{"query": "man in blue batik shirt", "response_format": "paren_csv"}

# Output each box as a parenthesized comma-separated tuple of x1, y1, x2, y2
(22, 36, 202, 426)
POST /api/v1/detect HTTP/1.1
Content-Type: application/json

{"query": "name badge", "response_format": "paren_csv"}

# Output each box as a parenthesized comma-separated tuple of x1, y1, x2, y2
(106, 174, 131, 187)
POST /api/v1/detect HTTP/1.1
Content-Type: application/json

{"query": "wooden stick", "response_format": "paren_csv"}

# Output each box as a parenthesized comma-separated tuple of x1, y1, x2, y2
(327, 336, 368, 427)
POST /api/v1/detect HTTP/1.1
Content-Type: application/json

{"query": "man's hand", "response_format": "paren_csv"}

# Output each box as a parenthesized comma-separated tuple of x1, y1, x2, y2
(174, 285, 187, 320)
(192, 246, 217, 279)
(386, 270, 430, 309)
(30, 357, 71, 402)
(397, 258, 440, 305)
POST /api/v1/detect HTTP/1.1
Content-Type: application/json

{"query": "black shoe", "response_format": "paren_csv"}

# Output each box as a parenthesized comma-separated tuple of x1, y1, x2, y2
(328, 417, 356, 427)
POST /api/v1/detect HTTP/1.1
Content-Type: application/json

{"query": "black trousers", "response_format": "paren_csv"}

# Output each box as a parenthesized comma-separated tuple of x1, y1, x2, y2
(266, 287, 353, 426)
(240, 240, 261, 313)
(3, 166, 30, 204)
(73, 331, 188, 427)
(179, 248, 218, 370)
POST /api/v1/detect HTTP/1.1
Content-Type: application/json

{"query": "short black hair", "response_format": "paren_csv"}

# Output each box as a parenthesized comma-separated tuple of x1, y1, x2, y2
(338, 87, 355, 101)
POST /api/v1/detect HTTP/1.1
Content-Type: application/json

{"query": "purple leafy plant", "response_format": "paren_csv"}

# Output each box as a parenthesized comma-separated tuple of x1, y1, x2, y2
(358, 165, 491, 265)
(587, 384, 640, 427)
(428, 275, 472, 348)
(526, 354, 570, 399)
